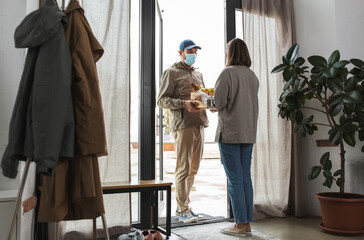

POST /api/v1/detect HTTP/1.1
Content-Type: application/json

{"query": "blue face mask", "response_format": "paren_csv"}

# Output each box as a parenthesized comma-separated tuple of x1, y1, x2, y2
(184, 53, 197, 66)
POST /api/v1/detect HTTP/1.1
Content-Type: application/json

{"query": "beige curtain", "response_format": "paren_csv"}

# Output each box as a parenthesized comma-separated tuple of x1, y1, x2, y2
(241, 0, 303, 219)
(51, 0, 131, 238)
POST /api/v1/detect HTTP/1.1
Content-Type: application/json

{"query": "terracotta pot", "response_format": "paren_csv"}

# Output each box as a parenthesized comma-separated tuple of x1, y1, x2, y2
(316, 192, 364, 235)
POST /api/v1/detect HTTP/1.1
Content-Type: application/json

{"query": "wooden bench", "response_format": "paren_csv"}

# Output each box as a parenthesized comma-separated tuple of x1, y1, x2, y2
(102, 180, 172, 236)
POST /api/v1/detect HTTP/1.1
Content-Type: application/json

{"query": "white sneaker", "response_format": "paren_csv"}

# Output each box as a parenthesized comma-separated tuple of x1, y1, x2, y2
(178, 210, 198, 223)
(189, 208, 204, 219)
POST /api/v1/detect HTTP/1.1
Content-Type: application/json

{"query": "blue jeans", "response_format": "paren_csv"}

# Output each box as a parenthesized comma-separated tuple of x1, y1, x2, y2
(219, 138, 253, 223)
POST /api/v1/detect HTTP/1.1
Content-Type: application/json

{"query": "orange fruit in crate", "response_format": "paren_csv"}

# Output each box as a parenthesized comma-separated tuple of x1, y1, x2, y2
(204, 88, 210, 93)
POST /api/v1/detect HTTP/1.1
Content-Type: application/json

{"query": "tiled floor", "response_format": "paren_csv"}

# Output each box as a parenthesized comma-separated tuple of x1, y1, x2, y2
(169, 216, 364, 240)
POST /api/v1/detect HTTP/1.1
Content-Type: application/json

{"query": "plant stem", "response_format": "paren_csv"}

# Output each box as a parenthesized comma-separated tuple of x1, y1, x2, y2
(311, 123, 331, 127)
(299, 74, 335, 128)
(339, 141, 346, 194)
(301, 107, 326, 114)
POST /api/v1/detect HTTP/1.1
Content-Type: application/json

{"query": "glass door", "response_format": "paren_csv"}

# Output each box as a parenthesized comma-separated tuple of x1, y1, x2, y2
(156, 1, 164, 182)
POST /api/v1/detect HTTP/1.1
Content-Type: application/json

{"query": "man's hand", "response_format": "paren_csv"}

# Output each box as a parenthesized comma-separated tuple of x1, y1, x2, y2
(184, 100, 200, 112)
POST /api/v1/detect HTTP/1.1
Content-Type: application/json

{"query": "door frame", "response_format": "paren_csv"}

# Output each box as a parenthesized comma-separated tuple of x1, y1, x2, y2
(139, 0, 156, 228)
(137, 0, 243, 227)
(224, 0, 242, 219)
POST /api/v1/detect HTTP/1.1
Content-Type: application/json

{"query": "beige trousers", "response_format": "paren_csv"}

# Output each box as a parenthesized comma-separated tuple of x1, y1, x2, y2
(174, 125, 204, 212)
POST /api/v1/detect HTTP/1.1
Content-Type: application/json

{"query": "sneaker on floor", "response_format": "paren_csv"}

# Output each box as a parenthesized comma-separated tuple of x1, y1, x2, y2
(118, 228, 144, 240)
(220, 225, 247, 237)
(176, 208, 204, 219)
(178, 210, 198, 223)
(189, 208, 204, 219)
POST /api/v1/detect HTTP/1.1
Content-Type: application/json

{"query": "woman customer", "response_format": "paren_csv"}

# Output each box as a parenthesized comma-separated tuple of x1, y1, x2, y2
(196, 38, 259, 237)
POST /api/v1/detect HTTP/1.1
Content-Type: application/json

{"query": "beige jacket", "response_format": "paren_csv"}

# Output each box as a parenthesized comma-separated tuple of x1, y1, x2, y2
(204, 65, 259, 143)
(157, 62, 209, 131)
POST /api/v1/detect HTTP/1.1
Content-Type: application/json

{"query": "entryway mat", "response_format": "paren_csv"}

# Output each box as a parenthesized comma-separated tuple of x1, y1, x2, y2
(172, 221, 279, 240)
(159, 213, 225, 228)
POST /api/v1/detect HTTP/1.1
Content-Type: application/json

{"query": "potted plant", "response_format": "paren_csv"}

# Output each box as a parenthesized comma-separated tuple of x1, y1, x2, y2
(271, 44, 364, 235)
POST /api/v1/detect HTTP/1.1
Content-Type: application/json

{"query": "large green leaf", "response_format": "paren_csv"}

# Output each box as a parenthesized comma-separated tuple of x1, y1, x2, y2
(345, 76, 357, 92)
(321, 153, 333, 171)
(283, 68, 294, 81)
(308, 166, 322, 180)
(271, 64, 288, 73)
(333, 169, 342, 177)
(323, 170, 332, 178)
(343, 132, 356, 147)
(308, 55, 327, 68)
(344, 90, 362, 104)
(282, 55, 289, 65)
(286, 43, 299, 63)
(294, 57, 305, 66)
(293, 79, 301, 89)
(283, 80, 292, 91)
(333, 60, 350, 69)
(328, 50, 340, 66)
(350, 67, 362, 75)
(299, 126, 307, 137)
(305, 125, 315, 135)
(336, 178, 342, 187)
(279, 108, 287, 119)
(320, 152, 330, 165)
(329, 102, 343, 116)
(350, 58, 364, 69)
(345, 124, 359, 133)
(327, 79, 344, 93)
(329, 127, 342, 144)
(295, 110, 303, 122)
(322, 69, 333, 78)
(339, 115, 347, 125)
(343, 103, 355, 115)
(302, 115, 314, 125)
(359, 129, 364, 141)
(329, 94, 344, 106)
(323, 178, 333, 188)
(329, 67, 338, 78)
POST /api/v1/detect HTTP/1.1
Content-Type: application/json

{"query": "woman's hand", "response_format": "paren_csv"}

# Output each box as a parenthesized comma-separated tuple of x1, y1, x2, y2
(195, 92, 208, 101)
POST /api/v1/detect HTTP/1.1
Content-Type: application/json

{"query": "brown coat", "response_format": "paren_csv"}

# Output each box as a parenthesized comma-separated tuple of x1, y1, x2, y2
(65, 0, 107, 157)
(38, 0, 107, 221)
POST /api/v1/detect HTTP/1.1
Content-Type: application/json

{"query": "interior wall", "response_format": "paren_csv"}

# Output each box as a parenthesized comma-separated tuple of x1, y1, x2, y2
(294, 0, 364, 216)
(0, 0, 38, 239)
(0, 0, 26, 190)
(334, 0, 364, 197)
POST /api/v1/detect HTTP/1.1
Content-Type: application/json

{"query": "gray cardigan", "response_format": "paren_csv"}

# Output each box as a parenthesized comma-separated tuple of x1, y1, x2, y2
(1, 0, 75, 178)
(204, 65, 259, 144)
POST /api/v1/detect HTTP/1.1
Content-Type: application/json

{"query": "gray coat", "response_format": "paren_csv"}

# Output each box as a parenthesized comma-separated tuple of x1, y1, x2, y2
(1, 0, 75, 179)
(204, 65, 259, 143)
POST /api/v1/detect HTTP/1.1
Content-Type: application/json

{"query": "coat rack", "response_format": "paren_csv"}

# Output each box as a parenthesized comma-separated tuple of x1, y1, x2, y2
(7, 157, 32, 240)
(7, 157, 110, 240)
(7, 1, 110, 239)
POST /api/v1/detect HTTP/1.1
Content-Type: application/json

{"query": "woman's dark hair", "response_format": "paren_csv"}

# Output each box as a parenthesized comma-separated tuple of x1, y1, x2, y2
(225, 38, 251, 67)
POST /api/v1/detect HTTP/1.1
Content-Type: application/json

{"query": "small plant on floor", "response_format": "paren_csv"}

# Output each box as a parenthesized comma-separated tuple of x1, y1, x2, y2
(271, 43, 364, 194)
